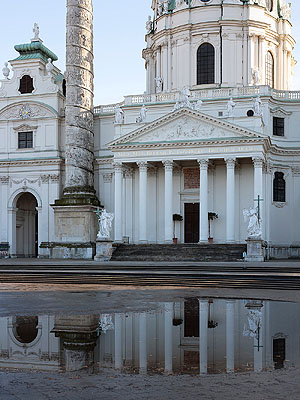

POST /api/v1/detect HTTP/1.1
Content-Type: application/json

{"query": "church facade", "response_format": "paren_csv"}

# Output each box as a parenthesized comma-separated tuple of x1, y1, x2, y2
(0, 0, 299, 258)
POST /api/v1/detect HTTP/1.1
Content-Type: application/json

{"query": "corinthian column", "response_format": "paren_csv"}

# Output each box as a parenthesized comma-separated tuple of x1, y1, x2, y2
(63, 0, 98, 205)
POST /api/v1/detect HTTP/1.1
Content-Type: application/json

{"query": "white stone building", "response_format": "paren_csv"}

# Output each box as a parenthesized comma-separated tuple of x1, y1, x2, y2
(0, 0, 300, 258)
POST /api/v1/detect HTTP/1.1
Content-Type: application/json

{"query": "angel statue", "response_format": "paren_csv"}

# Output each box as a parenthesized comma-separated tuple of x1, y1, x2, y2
(94, 208, 114, 239)
(243, 206, 262, 239)
(33, 23, 40, 40)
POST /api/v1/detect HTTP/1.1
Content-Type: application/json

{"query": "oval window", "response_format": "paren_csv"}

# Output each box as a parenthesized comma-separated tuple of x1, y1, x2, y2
(13, 316, 38, 344)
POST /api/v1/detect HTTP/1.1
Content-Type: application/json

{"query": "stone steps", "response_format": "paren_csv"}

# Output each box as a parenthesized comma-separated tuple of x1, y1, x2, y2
(111, 244, 247, 262)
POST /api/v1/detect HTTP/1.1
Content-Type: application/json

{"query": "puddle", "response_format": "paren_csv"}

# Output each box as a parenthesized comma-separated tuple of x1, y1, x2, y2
(0, 297, 298, 375)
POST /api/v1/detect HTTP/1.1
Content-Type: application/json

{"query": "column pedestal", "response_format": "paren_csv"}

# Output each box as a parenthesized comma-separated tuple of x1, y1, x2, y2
(245, 238, 265, 262)
(94, 238, 113, 261)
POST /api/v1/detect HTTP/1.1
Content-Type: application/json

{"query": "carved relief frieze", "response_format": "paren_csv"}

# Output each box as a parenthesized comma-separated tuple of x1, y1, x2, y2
(0, 176, 9, 185)
(10, 177, 41, 187)
(0, 103, 54, 121)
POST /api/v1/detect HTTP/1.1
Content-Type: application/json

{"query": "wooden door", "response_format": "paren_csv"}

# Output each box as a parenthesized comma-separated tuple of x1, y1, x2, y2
(184, 203, 199, 243)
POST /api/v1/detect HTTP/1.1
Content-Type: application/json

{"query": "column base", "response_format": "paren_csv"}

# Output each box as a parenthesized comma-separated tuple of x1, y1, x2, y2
(39, 242, 96, 259)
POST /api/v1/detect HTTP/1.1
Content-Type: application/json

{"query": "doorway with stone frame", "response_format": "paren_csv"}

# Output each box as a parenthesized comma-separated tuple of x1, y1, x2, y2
(16, 193, 38, 258)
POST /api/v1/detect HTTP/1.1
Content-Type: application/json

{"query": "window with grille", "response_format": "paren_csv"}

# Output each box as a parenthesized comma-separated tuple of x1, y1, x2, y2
(19, 75, 34, 94)
(273, 172, 286, 202)
(197, 43, 215, 85)
(18, 131, 33, 149)
(266, 52, 274, 88)
(273, 117, 285, 136)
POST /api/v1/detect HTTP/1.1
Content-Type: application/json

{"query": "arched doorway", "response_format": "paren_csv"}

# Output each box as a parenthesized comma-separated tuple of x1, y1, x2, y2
(16, 193, 38, 257)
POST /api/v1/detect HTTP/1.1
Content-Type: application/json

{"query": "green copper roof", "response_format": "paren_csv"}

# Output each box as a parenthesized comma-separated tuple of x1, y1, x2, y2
(13, 41, 58, 63)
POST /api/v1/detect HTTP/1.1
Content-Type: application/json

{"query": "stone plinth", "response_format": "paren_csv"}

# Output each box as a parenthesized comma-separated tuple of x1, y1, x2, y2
(94, 238, 113, 261)
(40, 205, 98, 259)
(245, 238, 265, 262)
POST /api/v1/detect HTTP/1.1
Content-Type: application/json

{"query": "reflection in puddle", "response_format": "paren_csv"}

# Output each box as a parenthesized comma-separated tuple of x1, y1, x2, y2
(0, 298, 298, 375)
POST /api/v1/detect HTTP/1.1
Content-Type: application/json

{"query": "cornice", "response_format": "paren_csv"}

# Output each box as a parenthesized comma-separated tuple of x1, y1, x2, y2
(111, 137, 267, 152)
(0, 158, 63, 167)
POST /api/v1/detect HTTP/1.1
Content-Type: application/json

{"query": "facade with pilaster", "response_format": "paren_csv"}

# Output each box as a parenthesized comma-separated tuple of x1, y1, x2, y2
(0, 0, 300, 258)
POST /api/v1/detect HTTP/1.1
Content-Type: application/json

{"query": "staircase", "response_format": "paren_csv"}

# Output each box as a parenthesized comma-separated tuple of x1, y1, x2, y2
(111, 244, 247, 262)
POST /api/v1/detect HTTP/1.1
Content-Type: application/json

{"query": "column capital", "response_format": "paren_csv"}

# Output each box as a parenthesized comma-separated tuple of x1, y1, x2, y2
(113, 162, 123, 173)
(163, 160, 174, 170)
(0, 176, 9, 185)
(124, 168, 134, 179)
(252, 157, 264, 168)
(225, 158, 236, 169)
(137, 161, 148, 172)
(197, 159, 209, 170)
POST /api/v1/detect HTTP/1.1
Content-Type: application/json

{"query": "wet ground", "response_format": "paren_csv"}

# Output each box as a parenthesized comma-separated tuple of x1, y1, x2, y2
(1, 283, 300, 399)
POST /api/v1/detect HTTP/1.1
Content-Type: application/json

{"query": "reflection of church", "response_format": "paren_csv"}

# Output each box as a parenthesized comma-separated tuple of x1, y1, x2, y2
(0, 0, 300, 258)
(0, 299, 299, 373)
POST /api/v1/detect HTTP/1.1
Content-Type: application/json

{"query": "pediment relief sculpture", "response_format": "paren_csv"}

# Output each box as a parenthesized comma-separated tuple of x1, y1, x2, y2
(0, 102, 57, 121)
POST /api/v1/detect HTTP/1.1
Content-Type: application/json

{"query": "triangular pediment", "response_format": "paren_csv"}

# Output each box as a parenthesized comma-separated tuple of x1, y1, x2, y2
(109, 108, 264, 148)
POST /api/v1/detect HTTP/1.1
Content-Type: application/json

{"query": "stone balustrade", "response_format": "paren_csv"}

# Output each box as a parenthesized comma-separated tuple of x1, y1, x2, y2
(93, 86, 300, 115)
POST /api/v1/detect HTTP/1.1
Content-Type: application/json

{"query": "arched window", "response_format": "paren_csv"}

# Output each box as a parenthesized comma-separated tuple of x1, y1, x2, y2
(197, 43, 215, 85)
(273, 172, 286, 202)
(266, 51, 274, 88)
(19, 75, 34, 94)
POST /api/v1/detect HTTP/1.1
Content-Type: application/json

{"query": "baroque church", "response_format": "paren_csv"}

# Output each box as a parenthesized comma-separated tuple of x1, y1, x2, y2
(0, 0, 299, 259)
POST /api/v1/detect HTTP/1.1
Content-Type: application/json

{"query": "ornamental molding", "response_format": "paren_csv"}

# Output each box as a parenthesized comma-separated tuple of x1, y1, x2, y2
(0, 101, 58, 121)
(0, 175, 9, 184)
(108, 108, 264, 149)
(270, 107, 292, 117)
(13, 123, 38, 132)
(272, 201, 287, 208)
(103, 173, 113, 183)
(10, 177, 41, 187)
(292, 167, 300, 177)
(0, 159, 63, 167)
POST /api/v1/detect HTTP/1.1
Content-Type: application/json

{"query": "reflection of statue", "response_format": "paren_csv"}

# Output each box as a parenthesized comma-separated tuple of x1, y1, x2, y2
(281, 3, 291, 20)
(155, 76, 163, 93)
(163, 0, 169, 13)
(243, 309, 262, 339)
(95, 208, 114, 239)
(253, 96, 262, 116)
(243, 207, 262, 238)
(114, 105, 124, 124)
(146, 16, 153, 34)
(33, 23, 40, 40)
(226, 98, 236, 117)
(99, 314, 114, 334)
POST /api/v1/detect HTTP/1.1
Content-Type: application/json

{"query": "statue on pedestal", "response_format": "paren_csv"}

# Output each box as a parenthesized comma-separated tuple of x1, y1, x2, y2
(243, 206, 262, 239)
(146, 16, 153, 34)
(253, 96, 263, 116)
(226, 98, 236, 117)
(95, 208, 114, 240)
(114, 105, 124, 124)
(32, 23, 40, 40)
(155, 76, 163, 93)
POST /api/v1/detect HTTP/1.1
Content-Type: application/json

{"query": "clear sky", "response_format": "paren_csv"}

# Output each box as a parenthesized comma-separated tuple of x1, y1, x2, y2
(1, 1, 300, 106)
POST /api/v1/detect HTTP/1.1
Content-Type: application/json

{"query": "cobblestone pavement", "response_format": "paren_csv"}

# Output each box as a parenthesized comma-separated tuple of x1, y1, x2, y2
(1, 367, 299, 400)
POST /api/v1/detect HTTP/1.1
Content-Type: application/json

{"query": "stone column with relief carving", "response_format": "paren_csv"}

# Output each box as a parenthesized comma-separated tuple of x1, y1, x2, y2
(45, 0, 100, 259)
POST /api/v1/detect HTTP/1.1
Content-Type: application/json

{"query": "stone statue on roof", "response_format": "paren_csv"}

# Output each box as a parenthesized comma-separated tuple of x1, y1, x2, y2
(33, 23, 40, 40)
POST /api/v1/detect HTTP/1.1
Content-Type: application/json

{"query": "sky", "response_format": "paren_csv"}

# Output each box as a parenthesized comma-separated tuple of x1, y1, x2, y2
(1, 1, 300, 106)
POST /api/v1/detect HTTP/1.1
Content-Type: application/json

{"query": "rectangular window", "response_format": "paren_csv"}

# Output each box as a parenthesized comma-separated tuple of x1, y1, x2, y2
(18, 131, 33, 149)
(273, 117, 285, 136)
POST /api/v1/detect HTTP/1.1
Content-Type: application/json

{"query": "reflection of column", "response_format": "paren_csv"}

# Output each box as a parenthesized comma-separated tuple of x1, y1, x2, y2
(114, 313, 122, 369)
(254, 305, 264, 372)
(226, 300, 235, 373)
(163, 161, 173, 243)
(139, 312, 147, 374)
(114, 163, 123, 242)
(225, 158, 236, 243)
(164, 302, 173, 373)
(199, 299, 208, 374)
(52, 315, 99, 373)
(198, 159, 209, 242)
(138, 162, 148, 243)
